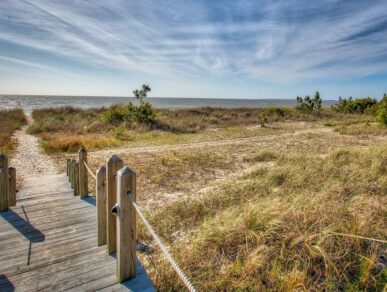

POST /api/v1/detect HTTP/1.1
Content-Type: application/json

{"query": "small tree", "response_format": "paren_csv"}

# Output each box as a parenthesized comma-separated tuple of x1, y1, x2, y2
(296, 91, 322, 112)
(133, 84, 151, 105)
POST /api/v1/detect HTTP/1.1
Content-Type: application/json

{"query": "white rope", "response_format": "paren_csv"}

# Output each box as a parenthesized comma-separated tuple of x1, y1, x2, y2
(129, 194, 197, 292)
(83, 161, 97, 180)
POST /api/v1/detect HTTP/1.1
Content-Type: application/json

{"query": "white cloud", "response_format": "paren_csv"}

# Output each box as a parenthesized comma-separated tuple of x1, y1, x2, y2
(0, 0, 387, 85)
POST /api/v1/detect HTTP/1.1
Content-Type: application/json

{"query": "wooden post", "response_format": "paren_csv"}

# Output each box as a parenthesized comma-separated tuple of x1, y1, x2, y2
(8, 167, 16, 207)
(0, 154, 9, 212)
(70, 159, 75, 186)
(78, 148, 88, 198)
(73, 162, 79, 196)
(106, 155, 123, 254)
(116, 166, 137, 282)
(66, 158, 71, 177)
(96, 166, 107, 246)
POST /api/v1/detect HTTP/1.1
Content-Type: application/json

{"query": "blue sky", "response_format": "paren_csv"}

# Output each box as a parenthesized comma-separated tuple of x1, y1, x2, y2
(0, 0, 387, 99)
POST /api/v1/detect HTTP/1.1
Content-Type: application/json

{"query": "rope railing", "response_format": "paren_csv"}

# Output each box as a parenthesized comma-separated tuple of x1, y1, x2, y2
(66, 148, 196, 290)
(129, 193, 197, 292)
(83, 161, 97, 180)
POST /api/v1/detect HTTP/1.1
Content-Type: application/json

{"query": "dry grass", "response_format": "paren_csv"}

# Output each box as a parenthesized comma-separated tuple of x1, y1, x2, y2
(40, 133, 123, 153)
(146, 145, 386, 291)
(29, 106, 368, 153)
(334, 122, 387, 137)
(0, 109, 26, 154)
(34, 105, 386, 290)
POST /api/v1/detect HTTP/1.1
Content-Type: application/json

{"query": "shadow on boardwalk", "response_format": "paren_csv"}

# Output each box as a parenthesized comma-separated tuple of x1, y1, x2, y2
(0, 274, 14, 292)
(0, 208, 45, 243)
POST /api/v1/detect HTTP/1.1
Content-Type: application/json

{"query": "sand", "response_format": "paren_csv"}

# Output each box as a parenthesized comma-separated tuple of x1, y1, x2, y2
(10, 115, 58, 181)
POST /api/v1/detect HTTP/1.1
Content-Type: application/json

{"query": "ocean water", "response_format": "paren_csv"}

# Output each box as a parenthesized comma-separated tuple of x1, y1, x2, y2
(0, 95, 337, 113)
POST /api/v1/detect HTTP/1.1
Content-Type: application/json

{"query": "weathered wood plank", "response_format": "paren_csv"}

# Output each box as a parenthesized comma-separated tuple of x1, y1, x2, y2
(0, 172, 154, 291)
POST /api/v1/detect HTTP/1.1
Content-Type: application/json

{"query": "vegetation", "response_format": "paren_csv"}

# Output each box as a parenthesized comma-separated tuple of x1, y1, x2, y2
(296, 91, 322, 113)
(147, 145, 386, 291)
(376, 94, 387, 126)
(0, 109, 26, 153)
(24, 101, 386, 290)
(332, 96, 377, 114)
(101, 103, 156, 126)
(133, 84, 151, 105)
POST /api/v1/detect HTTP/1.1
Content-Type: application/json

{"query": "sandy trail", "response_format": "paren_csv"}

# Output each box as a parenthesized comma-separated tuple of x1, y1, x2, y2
(90, 126, 333, 157)
(10, 115, 58, 181)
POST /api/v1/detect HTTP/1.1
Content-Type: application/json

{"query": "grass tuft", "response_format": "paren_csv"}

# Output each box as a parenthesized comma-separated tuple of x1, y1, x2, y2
(0, 108, 26, 153)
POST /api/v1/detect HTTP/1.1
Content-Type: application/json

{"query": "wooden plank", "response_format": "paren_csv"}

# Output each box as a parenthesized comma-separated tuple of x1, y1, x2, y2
(0, 237, 97, 272)
(0, 248, 107, 281)
(0, 170, 154, 292)
(98, 259, 155, 292)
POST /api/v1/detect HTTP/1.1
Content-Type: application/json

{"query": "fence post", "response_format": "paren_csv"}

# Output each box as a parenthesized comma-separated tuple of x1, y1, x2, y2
(66, 158, 71, 178)
(8, 167, 16, 207)
(106, 155, 123, 254)
(70, 159, 75, 187)
(0, 154, 9, 212)
(73, 162, 79, 196)
(78, 148, 88, 198)
(116, 166, 137, 282)
(96, 166, 107, 246)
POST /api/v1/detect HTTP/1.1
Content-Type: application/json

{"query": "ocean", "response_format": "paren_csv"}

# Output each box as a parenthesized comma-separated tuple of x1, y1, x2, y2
(0, 95, 337, 113)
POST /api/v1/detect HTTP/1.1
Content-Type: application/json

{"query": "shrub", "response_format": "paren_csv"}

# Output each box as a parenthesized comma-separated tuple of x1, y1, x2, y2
(135, 102, 157, 124)
(101, 102, 156, 126)
(296, 91, 322, 112)
(258, 113, 268, 127)
(333, 97, 377, 114)
(376, 94, 387, 126)
(101, 104, 127, 125)
(265, 107, 286, 117)
(0, 108, 26, 152)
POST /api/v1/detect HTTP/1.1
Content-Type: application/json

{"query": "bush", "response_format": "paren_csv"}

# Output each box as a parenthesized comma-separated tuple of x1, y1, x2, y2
(296, 91, 322, 112)
(333, 97, 377, 114)
(135, 102, 156, 124)
(101, 102, 156, 126)
(0, 108, 26, 152)
(265, 107, 286, 117)
(101, 105, 127, 125)
(376, 94, 387, 126)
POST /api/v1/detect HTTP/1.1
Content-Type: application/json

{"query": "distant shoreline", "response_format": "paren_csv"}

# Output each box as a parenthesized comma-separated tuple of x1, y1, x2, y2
(0, 95, 337, 113)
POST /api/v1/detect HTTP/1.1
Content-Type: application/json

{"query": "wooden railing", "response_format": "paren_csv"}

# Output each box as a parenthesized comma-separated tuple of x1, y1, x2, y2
(67, 149, 136, 282)
(0, 153, 16, 212)
(67, 148, 196, 290)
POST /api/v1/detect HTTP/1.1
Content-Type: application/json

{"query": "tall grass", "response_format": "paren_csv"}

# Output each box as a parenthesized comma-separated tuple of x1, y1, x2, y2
(0, 109, 26, 153)
(29, 106, 375, 153)
(146, 146, 387, 290)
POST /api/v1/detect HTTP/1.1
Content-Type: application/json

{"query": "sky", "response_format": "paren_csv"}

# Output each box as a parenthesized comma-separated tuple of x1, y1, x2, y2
(0, 0, 387, 99)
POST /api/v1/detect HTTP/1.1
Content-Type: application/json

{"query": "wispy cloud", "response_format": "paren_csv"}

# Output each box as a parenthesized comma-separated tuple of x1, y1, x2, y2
(1, 0, 387, 85)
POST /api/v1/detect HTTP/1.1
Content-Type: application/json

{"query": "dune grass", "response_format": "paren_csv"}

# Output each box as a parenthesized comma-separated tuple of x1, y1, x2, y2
(28, 105, 376, 153)
(0, 109, 26, 154)
(28, 105, 386, 289)
(145, 146, 386, 291)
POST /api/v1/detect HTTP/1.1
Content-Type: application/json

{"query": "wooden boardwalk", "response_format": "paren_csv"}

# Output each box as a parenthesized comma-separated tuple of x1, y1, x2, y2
(0, 173, 154, 291)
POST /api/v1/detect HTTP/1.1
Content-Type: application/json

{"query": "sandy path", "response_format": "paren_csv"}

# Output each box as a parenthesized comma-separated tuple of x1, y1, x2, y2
(90, 126, 333, 158)
(10, 115, 58, 180)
